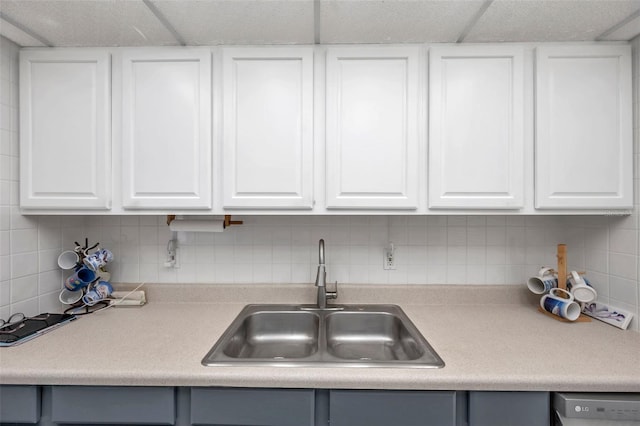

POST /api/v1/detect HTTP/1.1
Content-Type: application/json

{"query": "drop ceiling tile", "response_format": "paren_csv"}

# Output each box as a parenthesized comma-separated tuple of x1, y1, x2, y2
(320, 0, 486, 43)
(151, 0, 314, 45)
(465, 0, 640, 42)
(0, 0, 179, 47)
(0, 17, 48, 47)
(600, 12, 640, 40)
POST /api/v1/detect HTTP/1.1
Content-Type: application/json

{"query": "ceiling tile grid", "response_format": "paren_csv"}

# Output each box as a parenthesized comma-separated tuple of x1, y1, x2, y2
(0, 0, 639, 47)
(151, 0, 315, 45)
(319, 0, 485, 43)
(464, 0, 640, 42)
(0, 0, 179, 46)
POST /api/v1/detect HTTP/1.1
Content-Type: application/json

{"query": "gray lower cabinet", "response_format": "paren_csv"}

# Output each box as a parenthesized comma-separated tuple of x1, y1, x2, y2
(1, 385, 551, 426)
(0, 386, 41, 424)
(49, 386, 176, 425)
(329, 390, 466, 426)
(190, 387, 316, 426)
(468, 391, 550, 426)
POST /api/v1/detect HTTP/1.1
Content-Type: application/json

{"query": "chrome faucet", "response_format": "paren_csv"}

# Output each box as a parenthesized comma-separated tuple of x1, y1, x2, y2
(315, 239, 337, 309)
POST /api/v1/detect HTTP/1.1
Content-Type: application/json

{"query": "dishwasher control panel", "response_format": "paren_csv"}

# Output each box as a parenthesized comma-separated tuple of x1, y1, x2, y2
(554, 393, 640, 422)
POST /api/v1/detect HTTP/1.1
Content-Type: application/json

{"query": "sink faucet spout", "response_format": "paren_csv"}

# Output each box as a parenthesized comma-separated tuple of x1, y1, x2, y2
(315, 239, 336, 309)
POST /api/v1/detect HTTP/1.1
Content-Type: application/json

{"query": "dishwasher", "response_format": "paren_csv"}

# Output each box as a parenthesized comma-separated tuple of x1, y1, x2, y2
(553, 393, 640, 426)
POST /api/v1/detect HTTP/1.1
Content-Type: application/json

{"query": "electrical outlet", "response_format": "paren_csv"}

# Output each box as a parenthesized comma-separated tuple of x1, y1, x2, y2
(383, 247, 396, 270)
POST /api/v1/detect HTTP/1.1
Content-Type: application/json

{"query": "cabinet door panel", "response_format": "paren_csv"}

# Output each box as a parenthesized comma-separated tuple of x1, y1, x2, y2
(469, 391, 550, 426)
(223, 48, 313, 209)
(329, 390, 458, 426)
(122, 49, 212, 209)
(190, 387, 315, 426)
(51, 386, 175, 424)
(0, 385, 40, 424)
(326, 47, 420, 209)
(429, 46, 524, 209)
(20, 50, 111, 209)
(535, 45, 632, 209)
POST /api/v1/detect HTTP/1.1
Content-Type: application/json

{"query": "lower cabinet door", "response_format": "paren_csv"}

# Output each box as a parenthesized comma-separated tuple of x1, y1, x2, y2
(190, 387, 315, 426)
(468, 391, 550, 426)
(51, 386, 175, 425)
(0, 385, 40, 424)
(329, 390, 462, 426)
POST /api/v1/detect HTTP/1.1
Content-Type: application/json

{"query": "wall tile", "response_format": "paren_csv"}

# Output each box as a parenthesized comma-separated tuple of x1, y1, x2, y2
(11, 252, 38, 278)
(11, 274, 38, 303)
(10, 228, 38, 254)
(609, 226, 638, 255)
(609, 253, 638, 280)
(0, 279, 10, 306)
(39, 270, 62, 294)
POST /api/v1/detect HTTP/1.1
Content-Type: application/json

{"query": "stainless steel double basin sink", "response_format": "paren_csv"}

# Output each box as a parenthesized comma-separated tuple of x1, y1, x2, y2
(202, 304, 444, 368)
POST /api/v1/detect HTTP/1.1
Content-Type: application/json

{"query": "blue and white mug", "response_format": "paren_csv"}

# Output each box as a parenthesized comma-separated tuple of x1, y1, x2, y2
(82, 281, 113, 306)
(64, 266, 96, 291)
(540, 288, 581, 321)
(527, 267, 558, 295)
(83, 248, 113, 271)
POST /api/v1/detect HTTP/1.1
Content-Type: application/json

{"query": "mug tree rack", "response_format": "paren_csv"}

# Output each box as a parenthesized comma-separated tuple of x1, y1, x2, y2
(537, 244, 591, 323)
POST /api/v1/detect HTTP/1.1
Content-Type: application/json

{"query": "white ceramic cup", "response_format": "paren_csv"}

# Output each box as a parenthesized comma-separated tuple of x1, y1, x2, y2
(540, 288, 581, 321)
(59, 288, 82, 305)
(567, 271, 597, 303)
(57, 250, 80, 270)
(527, 267, 558, 294)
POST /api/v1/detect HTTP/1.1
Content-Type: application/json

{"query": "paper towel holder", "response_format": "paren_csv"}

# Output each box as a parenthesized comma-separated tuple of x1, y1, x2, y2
(165, 215, 243, 229)
(224, 215, 243, 228)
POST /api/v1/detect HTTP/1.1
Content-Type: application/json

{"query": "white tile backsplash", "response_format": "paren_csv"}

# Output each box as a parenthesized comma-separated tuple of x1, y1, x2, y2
(0, 35, 638, 332)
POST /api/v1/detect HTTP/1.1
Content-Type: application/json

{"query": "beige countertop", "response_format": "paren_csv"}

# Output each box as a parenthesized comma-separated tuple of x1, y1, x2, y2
(0, 284, 639, 392)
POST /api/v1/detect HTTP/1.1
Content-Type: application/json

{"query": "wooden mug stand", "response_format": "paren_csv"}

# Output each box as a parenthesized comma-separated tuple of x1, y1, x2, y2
(537, 244, 591, 323)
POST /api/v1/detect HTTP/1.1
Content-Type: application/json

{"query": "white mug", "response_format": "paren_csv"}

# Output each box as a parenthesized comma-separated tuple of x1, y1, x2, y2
(566, 271, 597, 303)
(527, 267, 558, 294)
(540, 288, 581, 321)
(59, 288, 82, 305)
(57, 250, 80, 270)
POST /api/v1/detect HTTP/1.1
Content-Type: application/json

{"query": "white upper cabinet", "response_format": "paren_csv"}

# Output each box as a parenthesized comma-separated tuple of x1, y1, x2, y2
(20, 50, 111, 209)
(325, 46, 420, 209)
(535, 45, 633, 209)
(429, 46, 525, 209)
(222, 47, 314, 209)
(121, 48, 212, 209)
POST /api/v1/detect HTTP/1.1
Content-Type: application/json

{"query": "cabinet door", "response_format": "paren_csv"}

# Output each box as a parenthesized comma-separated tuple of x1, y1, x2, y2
(329, 390, 461, 426)
(190, 387, 315, 426)
(51, 386, 175, 425)
(222, 48, 313, 209)
(429, 46, 525, 209)
(121, 48, 212, 209)
(469, 391, 550, 426)
(20, 50, 111, 209)
(0, 385, 40, 424)
(535, 45, 632, 209)
(326, 46, 420, 209)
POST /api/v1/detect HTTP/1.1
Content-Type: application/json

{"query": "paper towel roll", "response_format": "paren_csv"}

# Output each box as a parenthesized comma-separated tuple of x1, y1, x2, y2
(169, 220, 225, 233)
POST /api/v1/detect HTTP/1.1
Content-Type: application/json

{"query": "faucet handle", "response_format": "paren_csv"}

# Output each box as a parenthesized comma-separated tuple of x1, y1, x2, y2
(326, 281, 338, 300)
